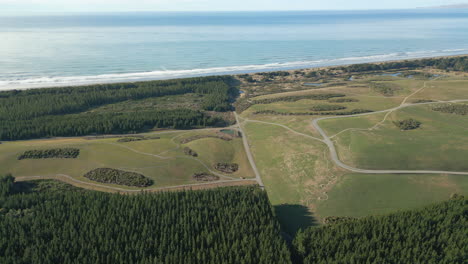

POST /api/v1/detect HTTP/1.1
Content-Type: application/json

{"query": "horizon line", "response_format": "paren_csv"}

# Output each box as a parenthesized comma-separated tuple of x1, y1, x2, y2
(2, 7, 467, 15)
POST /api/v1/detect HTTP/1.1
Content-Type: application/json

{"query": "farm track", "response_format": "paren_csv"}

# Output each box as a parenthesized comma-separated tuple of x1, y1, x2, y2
(312, 98, 468, 175)
(13, 126, 252, 192)
(14, 174, 256, 193)
(12, 79, 468, 193)
(234, 113, 264, 187)
(241, 77, 468, 176)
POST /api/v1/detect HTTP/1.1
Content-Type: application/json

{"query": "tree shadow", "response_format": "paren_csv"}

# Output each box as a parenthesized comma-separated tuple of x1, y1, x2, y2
(11, 181, 37, 194)
(229, 78, 242, 101)
(275, 204, 318, 238)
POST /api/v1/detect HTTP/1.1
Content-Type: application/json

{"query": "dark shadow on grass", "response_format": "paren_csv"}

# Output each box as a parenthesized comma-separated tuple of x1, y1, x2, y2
(275, 204, 318, 238)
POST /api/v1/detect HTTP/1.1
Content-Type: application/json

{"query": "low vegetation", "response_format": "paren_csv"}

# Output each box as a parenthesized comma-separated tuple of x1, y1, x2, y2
(370, 82, 402, 96)
(253, 109, 373, 116)
(18, 148, 80, 160)
(179, 133, 233, 144)
(253, 94, 346, 104)
(83, 168, 153, 187)
(393, 118, 422, 130)
(412, 99, 435, 103)
(192, 172, 220, 182)
(293, 198, 467, 264)
(328, 98, 359, 103)
(0, 177, 291, 263)
(257, 71, 291, 78)
(116, 136, 160, 143)
(309, 104, 346, 111)
(432, 103, 468, 115)
(183, 147, 198, 157)
(214, 163, 239, 174)
(401, 71, 434, 79)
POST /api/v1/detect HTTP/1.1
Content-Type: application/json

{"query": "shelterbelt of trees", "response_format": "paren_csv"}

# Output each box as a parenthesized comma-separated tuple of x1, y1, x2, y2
(1, 109, 223, 141)
(0, 175, 291, 264)
(0, 76, 236, 140)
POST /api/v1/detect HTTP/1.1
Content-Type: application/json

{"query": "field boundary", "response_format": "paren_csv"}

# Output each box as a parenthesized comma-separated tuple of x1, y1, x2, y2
(15, 174, 258, 193)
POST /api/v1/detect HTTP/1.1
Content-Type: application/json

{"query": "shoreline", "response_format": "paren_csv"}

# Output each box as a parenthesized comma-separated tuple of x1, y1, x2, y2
(1, 53, 467, 91)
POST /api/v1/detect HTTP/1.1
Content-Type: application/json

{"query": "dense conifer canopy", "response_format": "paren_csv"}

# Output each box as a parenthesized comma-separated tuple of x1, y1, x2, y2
(0, 76, 236, 141)
(0, 176, 291, 264)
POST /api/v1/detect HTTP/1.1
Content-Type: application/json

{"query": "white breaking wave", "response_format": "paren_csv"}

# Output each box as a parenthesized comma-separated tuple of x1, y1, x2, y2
(0, 48, 467, 90)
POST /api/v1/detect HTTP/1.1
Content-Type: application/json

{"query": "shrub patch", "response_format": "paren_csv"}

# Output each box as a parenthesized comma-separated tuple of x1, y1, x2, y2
(18, 148, 80, 160)
(84, 168, 153, 187)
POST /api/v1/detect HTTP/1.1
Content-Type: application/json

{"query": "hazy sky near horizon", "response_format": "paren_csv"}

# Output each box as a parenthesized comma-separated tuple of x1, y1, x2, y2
(1, 0, 466, 13)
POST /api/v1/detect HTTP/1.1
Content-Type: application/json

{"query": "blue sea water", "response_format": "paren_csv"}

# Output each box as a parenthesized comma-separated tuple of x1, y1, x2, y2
(1, 10, 468, 89)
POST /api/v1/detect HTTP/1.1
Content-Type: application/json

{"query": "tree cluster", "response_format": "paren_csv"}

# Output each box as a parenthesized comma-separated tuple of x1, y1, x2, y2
(432, 104, 468, 115)
(214, 163, 239, 174)
(83, 168, 153, 187)
(183, 147, 198, 157)
(192, 173, 220, 182)
(293, 198, 467, 264)
(0, 178, 291, 264)
(393, 118, 422, 130)
(17, 148, 80, 160)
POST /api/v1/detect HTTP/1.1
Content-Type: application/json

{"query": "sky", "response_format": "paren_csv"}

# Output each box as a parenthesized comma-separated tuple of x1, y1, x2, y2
(0, 0, 467, 13)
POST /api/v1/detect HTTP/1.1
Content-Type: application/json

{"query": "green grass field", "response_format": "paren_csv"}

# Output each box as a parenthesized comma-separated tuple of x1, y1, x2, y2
(239, 69, 468, 233)
(0, 129, 255, 190)
(242, 121, 344, 234)
(331, 105, 468, 171)
(2, 66, 466, 234)
(316, 173, 468, 217)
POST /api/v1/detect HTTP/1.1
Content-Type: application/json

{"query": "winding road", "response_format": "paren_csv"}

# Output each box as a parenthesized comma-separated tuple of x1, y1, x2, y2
(312, 99, 468, 175)
(241, 99, 468, 176)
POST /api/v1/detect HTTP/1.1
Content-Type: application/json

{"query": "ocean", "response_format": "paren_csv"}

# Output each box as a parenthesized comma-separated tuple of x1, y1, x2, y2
(1, 9, 468, 90)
